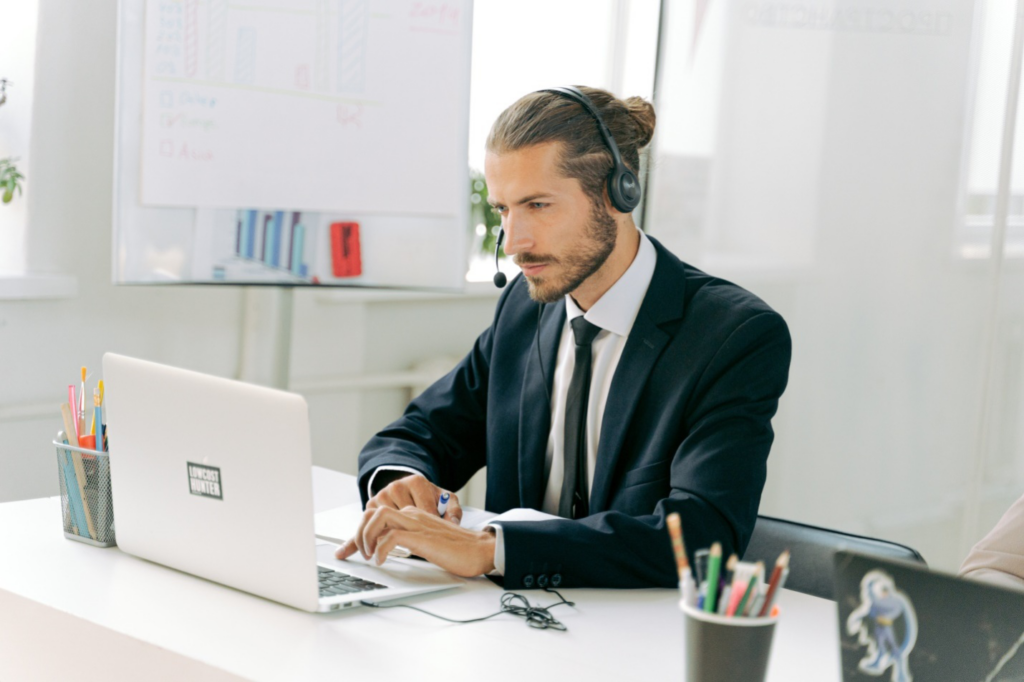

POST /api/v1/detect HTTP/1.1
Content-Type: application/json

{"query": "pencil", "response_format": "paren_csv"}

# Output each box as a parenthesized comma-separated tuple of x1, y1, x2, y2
(723, 554, 737, 588)
(758, 550, 791, 617)
(666, 513, 696, 605)
(734, 563, 762, 617)
(666, 513, 689, 577)
(764, 567, 789, 617)
(79, 367, 87, 434)
(98, 380, 105, 428)
(68, 385, 79, 442)
(703, 543, 722, 613)
(92, 390, 103, 452)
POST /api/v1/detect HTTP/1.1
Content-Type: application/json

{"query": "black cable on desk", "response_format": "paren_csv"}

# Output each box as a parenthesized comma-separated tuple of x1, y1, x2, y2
(360, 588, 576, 631)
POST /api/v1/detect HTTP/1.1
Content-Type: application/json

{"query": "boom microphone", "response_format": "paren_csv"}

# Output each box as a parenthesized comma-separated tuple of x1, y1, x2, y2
(493, 228, 507, 288)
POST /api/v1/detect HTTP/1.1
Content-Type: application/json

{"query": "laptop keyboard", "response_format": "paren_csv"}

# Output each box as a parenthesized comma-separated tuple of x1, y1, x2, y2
(318, 566, 388, 598)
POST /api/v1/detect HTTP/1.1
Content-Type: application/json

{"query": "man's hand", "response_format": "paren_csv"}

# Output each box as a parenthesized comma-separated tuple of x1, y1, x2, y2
(334, 472, 475, 569)
(334, 506, 496, 577)
(365, 472, 463, 525)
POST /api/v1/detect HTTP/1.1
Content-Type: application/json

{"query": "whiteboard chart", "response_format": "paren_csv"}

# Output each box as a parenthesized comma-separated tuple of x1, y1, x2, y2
(114, 0, 472, 288)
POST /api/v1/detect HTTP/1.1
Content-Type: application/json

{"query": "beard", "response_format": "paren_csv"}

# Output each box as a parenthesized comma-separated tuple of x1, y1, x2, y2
(516, 202, 618, 304)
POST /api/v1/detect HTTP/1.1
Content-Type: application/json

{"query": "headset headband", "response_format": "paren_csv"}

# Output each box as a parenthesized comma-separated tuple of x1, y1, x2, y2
(541, 86, 627, 171)
(538, 86, 641, 213)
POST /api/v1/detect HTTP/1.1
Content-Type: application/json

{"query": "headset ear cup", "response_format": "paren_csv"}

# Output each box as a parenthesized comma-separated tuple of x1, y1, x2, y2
(609, 168, 641, 213)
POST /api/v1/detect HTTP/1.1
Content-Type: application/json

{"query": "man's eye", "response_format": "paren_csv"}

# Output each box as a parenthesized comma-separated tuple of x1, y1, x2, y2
(531, 202, 546, 209)
(491, 206, 506, 215)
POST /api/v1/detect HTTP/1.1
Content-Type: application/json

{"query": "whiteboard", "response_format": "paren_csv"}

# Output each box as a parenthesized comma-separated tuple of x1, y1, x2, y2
(114, 0, 472, 288)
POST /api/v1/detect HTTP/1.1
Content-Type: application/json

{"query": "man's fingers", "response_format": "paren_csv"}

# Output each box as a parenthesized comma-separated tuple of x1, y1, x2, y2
(444, 494, 463, 525)
(361, 507, 387, 557)
(354, 504, 388, 559)
(373, 529, 412, 566)
(362, 507, 418, 557)
(335, 537, 359, 561)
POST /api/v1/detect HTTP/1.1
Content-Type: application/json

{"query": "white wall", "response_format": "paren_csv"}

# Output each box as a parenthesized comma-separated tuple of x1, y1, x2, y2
(0, 0, 496, 504)
(647, 0, 1024, 572)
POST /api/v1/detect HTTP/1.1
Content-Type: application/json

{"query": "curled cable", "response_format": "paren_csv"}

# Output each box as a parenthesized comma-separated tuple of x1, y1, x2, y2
(360, 588, 576, 631)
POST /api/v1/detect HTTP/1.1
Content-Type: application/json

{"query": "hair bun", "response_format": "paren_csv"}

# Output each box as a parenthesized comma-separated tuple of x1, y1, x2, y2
(624, 96, 656, 149)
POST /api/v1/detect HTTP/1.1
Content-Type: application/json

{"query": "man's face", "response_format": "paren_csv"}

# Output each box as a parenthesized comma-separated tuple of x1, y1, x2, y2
(484, 142, 617, 304)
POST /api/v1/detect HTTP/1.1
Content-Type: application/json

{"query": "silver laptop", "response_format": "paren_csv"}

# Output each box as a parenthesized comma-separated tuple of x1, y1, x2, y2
(102, 352, 462, 613)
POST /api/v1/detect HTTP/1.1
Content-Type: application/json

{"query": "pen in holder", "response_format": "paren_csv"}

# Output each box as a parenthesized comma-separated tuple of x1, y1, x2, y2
(53, 439, 116, 547)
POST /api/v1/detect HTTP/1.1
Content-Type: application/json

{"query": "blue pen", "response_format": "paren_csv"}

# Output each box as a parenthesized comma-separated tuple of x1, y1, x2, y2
(437, 491, 450, 517)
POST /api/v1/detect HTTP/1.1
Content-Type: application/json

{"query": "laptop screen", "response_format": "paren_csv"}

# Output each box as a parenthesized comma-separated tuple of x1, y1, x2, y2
(834, 550, 1024, 682)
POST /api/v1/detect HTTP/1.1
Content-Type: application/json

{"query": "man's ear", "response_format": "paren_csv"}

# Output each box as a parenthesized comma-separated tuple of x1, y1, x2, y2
(603, 185, 619, 215)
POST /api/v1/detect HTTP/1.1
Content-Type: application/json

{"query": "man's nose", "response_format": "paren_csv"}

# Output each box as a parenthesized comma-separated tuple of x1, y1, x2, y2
(502, 213, 533, 256)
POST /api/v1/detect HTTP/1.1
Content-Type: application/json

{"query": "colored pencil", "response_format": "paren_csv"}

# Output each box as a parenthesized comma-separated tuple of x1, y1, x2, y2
(666, 512, 697, 604)
(758, 550, 791, 617)
(734, 563, 762, 617)
(68, 385, 79, 442)
(703, 543, 722, 613)
(92, 389, 103, 451)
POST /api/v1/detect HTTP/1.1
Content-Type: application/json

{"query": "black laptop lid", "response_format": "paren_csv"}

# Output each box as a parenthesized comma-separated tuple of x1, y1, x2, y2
(834, 550, 1024, 682)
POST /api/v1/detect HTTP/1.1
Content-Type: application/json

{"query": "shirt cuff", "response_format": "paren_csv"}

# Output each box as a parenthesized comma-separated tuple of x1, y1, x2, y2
(488, 523, 505, 575)
(366, 465, 423, 500)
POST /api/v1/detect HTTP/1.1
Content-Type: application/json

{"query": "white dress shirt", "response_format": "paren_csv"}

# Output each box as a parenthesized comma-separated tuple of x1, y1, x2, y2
(370, 229, 658, 574)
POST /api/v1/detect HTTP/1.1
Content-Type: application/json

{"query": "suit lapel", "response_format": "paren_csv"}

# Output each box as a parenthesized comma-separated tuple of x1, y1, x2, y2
(518, 300, 564, 509)
(588, 311, 668, 513)
(589, 241, 685, 513)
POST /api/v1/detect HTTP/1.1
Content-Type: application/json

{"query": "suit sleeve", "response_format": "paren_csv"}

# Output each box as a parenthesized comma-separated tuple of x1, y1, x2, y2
(498, 311, 792, 589)
(355, 284, 515, 506)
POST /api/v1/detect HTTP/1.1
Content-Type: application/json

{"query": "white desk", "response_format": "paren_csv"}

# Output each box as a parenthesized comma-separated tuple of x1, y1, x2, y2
(0, 467, 841, 681)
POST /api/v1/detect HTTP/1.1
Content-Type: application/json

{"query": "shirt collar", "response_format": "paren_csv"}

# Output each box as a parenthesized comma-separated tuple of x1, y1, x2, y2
(564, 229, 657, 337)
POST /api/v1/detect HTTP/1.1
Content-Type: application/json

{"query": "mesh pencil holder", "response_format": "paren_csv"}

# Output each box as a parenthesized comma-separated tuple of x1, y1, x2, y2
(53, 440, 116, 547)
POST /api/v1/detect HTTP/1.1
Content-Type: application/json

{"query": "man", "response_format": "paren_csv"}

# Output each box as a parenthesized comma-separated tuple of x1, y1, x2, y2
(335, 86, 792, 589)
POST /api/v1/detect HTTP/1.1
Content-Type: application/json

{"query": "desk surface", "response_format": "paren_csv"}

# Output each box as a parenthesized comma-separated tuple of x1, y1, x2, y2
(0, 467, 842, 681)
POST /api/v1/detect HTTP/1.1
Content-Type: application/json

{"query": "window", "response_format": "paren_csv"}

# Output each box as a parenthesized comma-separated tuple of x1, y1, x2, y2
(959, 0, 1024, 259)
(0, 0, 39, 275)
(464, 0, 660, 282)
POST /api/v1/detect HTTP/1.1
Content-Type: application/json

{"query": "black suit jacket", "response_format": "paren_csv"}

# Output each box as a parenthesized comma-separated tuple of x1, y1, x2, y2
(357, 237, 791, 589)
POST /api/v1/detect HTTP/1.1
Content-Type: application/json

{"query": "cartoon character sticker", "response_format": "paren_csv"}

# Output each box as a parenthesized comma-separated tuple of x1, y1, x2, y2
(846, 570, 918, 682)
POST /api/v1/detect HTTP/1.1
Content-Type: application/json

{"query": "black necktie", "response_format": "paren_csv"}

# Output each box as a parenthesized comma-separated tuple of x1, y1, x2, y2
(559, 317, 602, 519)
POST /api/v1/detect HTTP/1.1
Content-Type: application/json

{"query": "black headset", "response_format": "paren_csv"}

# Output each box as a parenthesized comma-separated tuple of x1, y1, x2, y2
(493, 86, 641, 288)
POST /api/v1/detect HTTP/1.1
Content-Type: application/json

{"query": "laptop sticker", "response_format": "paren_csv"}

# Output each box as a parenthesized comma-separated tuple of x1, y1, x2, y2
(187, 462, 224, 500)
(846, 570, 918, 682)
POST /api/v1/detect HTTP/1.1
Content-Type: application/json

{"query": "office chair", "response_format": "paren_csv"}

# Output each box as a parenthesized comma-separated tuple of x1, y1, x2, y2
(741, 514, 926, 601)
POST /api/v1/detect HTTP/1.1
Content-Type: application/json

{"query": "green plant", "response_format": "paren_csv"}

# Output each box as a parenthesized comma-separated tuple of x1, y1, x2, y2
(469, 170, 503, 256)
(0, 157, 24, 204)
